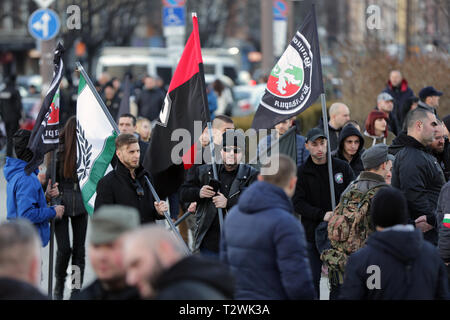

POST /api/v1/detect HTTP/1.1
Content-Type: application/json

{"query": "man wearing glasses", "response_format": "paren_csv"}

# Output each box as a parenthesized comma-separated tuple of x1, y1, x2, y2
(95, 134, 168, 224)
(392, 108, 444, 245)
(180, 130, 259, 259)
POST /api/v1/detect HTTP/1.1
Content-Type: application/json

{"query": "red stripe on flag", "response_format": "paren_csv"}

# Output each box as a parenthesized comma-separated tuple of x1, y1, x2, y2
(182, 142, 198, 170)
(167, 16, 203, 93)
(444, 222, 450, 229)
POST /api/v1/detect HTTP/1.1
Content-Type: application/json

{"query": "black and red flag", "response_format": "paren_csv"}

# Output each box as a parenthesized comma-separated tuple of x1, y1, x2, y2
(143, 14, 210, 197)
(25, 43, 64, 175)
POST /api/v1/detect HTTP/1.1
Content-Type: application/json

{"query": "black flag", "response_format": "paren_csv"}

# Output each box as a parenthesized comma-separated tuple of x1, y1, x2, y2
(116, 73, 131, 122)
(252, 6, 324, 130)
(25, 43, 64, 175)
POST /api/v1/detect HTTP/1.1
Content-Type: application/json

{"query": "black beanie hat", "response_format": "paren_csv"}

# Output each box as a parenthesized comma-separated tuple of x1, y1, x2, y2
(370, 187, 408, 228)
(12, 129, 33, 162)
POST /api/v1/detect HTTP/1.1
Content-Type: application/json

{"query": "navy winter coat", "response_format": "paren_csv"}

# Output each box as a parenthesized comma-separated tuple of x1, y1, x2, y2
(341, 225, 449, 300)
(220, 181, 315, 300)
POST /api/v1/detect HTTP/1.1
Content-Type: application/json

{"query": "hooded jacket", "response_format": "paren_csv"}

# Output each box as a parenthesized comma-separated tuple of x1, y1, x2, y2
(154, 255, 234, 299)
(392, 135, 445, 244)
(3, 157, 56, 247)
(341, 225, 449, 300)
(332, 124, 365, 177)
(220, 181, 315, 300)
(383, 79, 414, 125)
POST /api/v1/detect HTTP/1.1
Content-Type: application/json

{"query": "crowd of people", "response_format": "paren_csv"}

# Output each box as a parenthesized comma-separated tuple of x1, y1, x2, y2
(0, 68, 449, 301)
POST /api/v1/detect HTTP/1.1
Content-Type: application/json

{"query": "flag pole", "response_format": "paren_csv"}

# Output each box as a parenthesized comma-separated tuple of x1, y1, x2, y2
(192, 12, 225, 231)
(75, 62, 189, 250)
(48, 150, 57, 299)
(312, 4, 337, 210)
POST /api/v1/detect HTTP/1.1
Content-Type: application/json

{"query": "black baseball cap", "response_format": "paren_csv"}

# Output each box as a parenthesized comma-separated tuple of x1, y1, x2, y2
(419, 86, 443, 101)
(306, 127, 327, 143)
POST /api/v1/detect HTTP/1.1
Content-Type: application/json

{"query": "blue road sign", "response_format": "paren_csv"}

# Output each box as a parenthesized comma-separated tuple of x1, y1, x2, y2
(28, 8, 60, 40)
(273, 0, 288, 20)
(163, 7, 185, 27)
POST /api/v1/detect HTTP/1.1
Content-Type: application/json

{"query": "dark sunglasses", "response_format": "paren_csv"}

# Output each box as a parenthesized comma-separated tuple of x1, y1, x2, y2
(223, 146, 242, 154)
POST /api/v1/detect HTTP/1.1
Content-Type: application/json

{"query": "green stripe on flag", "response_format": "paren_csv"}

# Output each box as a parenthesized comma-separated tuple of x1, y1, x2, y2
(78, 74, 87, 94)
(81, 132, 117, 215)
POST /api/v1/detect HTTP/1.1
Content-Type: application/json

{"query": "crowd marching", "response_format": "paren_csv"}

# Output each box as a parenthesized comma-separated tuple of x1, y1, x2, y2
(0, 66, 449, 301)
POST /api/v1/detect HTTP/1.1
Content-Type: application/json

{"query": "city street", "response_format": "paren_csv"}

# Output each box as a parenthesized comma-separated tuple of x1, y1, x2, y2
(0, 151, 330, 300)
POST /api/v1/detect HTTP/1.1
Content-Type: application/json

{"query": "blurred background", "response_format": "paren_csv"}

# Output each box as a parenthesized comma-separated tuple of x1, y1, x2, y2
(0, 0, 449, 133)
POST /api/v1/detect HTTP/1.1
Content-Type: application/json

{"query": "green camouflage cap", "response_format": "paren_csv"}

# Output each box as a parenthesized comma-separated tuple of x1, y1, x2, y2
(90, 205, 140, 245)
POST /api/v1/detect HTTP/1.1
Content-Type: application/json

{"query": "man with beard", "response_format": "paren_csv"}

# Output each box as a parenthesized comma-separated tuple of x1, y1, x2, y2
(95, 133, 167, 224)
(429, 122, 450, 181)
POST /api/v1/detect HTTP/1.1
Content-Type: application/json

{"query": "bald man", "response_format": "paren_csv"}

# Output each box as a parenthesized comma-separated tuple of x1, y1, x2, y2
(319, 103, 350, 152)
(383, 70, 414, 127)
(123, 225, 234, 299)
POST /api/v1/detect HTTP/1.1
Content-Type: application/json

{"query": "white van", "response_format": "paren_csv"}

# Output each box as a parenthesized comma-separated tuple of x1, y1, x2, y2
(95, 47, 239, 86)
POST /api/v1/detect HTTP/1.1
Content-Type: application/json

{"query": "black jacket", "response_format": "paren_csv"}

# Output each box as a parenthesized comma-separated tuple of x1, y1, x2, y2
(383, 79, 414, 128)
(332, 124, 365, 177)
(154, 255, 234, 300)
(341, 226, 449, 300)
(103, 95, 121, 121)
(0, 85, 22, 123)
(71, 279, 140, 300)
(437, 182, 450, 263)
(137, 88, 165, 121)
(94, 161, 164, 224)
(179, 163, 259, 252)
(293, 156, 356, 243)
(0, 277, 48, 300)
(388, 130, 409, 156)
(392, 135, 446, 244)
(432, 138, 450, 182)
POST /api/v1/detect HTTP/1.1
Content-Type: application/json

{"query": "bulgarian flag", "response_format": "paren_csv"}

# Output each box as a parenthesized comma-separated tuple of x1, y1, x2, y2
(142, 13, 210, 198)
(76, 69, 118, 215)
(443, 214, 450, 228)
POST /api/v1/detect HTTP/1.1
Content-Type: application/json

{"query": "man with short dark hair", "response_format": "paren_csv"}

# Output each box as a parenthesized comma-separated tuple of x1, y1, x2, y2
(94, 133, 167, 224)
(341, 188, 449, 300)
(429, 122, 450, 181)
(220, 154, 315, 299)
(293, 127, 355, 297)
(0, 219, 47, 299)
(118, 113, 148, 165)
(392, 108, 444, 244)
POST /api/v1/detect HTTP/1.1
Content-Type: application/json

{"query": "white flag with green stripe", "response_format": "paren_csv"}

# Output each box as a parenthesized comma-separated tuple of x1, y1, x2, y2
(76, 73, 118, 214)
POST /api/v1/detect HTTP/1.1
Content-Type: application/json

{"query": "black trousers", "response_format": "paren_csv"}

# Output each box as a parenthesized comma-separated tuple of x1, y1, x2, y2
(54, 214, 88, 287)
(5, 121, 19, 157)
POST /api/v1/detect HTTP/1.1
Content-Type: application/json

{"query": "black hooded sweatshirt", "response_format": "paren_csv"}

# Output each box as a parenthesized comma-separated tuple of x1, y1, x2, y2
(332, 124, 365, 177)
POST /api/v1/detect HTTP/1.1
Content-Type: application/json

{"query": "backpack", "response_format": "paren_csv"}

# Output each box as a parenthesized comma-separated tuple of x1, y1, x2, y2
(320, 181, 388, 286)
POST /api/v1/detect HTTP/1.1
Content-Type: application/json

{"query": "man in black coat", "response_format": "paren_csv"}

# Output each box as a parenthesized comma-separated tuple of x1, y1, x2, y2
(137, 75, 165, 122)
(429, 122, 450, 181)
(95, 133, 167, 224)
(0, 75, 22, 157)
(341, 188, 449, 300)
(0, 219, 47, 300)
(392, 108, 445, 245)
(123, 225, 234, 300)
(179, 130, 259, 258)
(382, 70, 414, 127)
(316, 103, 350, 152)
(293, 127, 355, 297)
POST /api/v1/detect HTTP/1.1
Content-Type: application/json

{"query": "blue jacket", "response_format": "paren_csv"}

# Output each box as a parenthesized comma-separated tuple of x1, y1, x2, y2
(3, 157, 56, 247)
(341, 225, 449, 300)
(220, 181, 315, 300)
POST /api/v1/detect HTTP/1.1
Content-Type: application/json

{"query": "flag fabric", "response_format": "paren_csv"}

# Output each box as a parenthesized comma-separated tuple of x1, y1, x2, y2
(251, 6, 324, 130)
(142, 14, 210, 198)
(116, 73, 131, 122)
(25, 43, 64, 175)
(444, 214, 450, 229)
(76, 72, 118, 215)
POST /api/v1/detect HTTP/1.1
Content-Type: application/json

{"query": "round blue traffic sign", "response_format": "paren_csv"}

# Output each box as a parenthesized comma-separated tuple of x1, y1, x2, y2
(28, 9, 60, 41)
